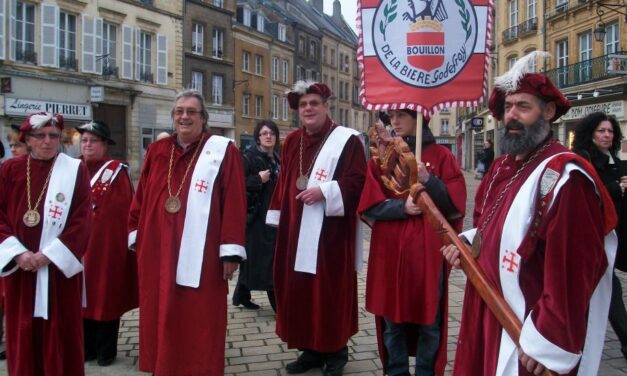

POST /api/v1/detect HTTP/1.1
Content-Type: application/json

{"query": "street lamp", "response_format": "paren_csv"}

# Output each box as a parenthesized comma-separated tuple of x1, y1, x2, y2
(594, 1, 627, 42)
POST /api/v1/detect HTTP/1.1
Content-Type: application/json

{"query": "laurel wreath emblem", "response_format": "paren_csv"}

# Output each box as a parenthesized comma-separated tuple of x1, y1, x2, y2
(455, 0, 473, 42)
(379, 0, 398, 41)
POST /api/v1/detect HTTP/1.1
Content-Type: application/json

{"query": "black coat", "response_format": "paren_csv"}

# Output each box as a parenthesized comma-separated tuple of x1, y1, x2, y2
(238, 146, 280, 291)
(576, 148, 627, 270)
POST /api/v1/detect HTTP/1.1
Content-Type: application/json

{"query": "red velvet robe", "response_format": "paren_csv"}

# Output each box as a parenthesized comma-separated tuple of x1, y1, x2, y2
(454, 140, 609, 376)
(128, 133, 246, 375)
(0, 154, 91, 376)
(358, 143, 466, 375)
(82, 158, 138, 320)
(269, 119, 366, 352)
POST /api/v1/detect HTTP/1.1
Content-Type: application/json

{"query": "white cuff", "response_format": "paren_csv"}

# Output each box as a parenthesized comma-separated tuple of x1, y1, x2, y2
(128, 230, 137, 251)
(519, 312, 581, 374)
(266, 210, 280, 226)
(319, 181, 344, 216)
(219, 244, 246, 260)
(41, 238, 83, 278)
(0, 236, 28, 276)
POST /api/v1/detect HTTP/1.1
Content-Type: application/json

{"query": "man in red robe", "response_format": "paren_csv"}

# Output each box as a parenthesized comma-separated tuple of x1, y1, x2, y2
(0, 112, 91, 376)
(442, 52, 617, 375)
(266, 81, 367, 376)
(359, 109, 466, 376)
(128, 89, 247, 375)
(78, 120, 138, 367)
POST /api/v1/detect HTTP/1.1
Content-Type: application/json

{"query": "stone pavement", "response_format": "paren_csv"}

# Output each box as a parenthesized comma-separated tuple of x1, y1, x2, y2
(0, 170, 626, 375)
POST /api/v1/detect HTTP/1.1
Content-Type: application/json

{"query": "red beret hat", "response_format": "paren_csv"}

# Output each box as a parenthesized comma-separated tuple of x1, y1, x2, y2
(19, 112, 64, 142)
(287, 81, 332, 110)
(488, 73, 571, 123)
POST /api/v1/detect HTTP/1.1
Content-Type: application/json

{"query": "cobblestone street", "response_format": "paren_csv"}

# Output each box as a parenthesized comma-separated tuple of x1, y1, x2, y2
(1, 170, 625, 375)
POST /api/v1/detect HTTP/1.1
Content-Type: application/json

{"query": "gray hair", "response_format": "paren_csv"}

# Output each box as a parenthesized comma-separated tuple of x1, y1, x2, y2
(171, 89, 209, 129)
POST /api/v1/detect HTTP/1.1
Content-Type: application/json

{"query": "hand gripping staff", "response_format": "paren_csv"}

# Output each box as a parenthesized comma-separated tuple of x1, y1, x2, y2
(368, 122, 556, 376)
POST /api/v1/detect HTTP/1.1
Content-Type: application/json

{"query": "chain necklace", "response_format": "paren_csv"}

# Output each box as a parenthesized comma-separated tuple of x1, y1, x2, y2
(296, 125, 333, 190)
(164, 139, 203, 213)
(23, 154, 56, 227)
(472, 140, 555, 257)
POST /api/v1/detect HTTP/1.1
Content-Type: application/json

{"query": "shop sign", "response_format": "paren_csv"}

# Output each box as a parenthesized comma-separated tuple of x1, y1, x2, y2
(471, 117, 484, 129)
(436, 137, 452, 145)
(90, 86, 105, 102)
(4, 97, 92, 120)
(561, 101, 624, 121)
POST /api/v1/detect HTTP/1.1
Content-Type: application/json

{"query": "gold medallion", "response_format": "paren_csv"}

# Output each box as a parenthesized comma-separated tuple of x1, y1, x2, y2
(23, 210, 41, 227)
(471, 231, 482, 258)
(165, 196, 181, 214)
(296, 175, 309, 190)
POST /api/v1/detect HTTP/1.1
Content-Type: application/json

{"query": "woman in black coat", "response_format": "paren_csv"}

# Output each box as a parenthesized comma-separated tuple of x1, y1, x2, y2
(233, 120, 281, 311)
(573, 112, 627, 359)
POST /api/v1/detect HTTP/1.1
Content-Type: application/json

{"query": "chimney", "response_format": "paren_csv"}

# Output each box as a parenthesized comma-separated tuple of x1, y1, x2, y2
(311, 0, 323, 13)
(333, 0, 341, 21)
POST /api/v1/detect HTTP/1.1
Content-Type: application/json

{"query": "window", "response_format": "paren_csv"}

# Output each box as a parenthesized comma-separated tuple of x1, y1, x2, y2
(138, 30, 152, 82)
(353, 84, 359, 104)
(508, 0, 518, 27)
(441, 119, 449, 134)
(323, 45, 328, 64)
(192, 23, 203, 55)
(212, 74, 223, 105)
(191, 71, 203, 92)
(59, 12, 77, 70)
(298, 37, 305, 55)
(243, 7, 251, 27)
(525, 49, 536, 71)
(282, 96, 288, 121)
(272, 95, 279, 119)
(14, 1, 35, 63)
(212, 28, 223, 59)
(339, 81, 344, 99)
(255, 96, 262, 117)
(306, 69, 312, 80)
(212, 0, 223, 7)
(242, 51, 250, 71)
(309, 41, 317, 61)
(605, 22, 619, 54)
(578, 32, 592, 81)
(507, 56, 517, 69)
(256, 13, 264, 32)
(102, 23, 117, 75)
(243, 93, 250, 115)
(255, 55, 262, 75)
(526, 0, 536, 20)
(344, 55, 350, 72)
(282, 59, 288, 83)
(272, 57, 279, 80)
(278, 24, 287, 42)
(330, 49, 336, 66)
(556, 39, 569, 86)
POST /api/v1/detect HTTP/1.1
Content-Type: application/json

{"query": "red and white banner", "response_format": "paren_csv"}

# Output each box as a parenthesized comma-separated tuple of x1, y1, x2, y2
(357, 0, 494, 115)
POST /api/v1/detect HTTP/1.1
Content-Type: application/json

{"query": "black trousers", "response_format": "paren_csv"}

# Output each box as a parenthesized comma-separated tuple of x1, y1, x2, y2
(232, 283, 277, 312)
(609, 272, 627, 348)
(83, 318, 120, 361)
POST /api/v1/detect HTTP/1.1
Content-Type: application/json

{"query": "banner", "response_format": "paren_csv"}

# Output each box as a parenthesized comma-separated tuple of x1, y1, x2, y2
(358, 0, 493, 115)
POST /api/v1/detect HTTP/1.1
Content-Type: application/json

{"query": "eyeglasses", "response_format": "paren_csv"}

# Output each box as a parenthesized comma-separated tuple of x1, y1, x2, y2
(29, 132, 61, 140)
(298, 100, 323, 108)
(80, 137, 104, 144)
(174, 108, 202, 116)
(259, 131, 276, 137)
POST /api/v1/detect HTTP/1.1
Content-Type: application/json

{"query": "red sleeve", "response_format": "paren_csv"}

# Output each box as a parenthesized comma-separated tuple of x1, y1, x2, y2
(128, 145, 153, 234)
(357, 160, 389, 216)
(335, 136, 367, 214)
(218, 143, 247, 247)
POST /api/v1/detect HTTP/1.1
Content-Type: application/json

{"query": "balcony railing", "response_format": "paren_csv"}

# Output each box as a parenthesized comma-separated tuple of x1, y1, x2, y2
(543, 51, 627, 88)
(518, 18, 538, 36)
(555, 2, 569, 14)
(102, 63, 118, 77)
(15, 46, 36, 64)
(140, 71, 153, 83)
(503, 26, 518, 43)
(59, 56, 78, 70)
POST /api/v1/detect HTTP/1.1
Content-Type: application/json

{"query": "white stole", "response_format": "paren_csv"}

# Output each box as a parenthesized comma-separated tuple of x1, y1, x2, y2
(294, 126, 364, 274)
(176, 136, 230, 288)
(36, 153, 81, 319)
(496, 153, 616, 376)
(89, 160, 125, 187)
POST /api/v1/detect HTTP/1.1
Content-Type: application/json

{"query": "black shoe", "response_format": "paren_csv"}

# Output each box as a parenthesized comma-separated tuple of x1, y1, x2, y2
(85, 353, 97, 362)
(323, 365, 344, 376)
(621, 346, 627, 360)
(0, 351, 5, 360)
(97, 356, 116, 367)
(240, 300, 260, 310)
(286, 357, 324, 374)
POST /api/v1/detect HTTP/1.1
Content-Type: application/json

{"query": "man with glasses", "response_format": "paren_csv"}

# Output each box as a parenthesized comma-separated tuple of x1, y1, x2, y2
(0, 112, 91, 375)
(266, 81, 366, 376)
(128, 89, 247, 375)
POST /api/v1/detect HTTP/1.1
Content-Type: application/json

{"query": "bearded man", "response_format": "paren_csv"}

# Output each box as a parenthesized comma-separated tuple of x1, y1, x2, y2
(442, 52, 618, 376)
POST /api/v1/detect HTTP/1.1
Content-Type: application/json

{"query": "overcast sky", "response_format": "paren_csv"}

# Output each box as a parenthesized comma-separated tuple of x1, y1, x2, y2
(324, 0, 358, 33)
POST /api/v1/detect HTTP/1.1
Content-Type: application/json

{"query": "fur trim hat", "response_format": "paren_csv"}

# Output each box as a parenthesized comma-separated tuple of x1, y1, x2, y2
(286, 81, 332, 110)
(488, 51, 570, 123)
(19, 112, 64, 142)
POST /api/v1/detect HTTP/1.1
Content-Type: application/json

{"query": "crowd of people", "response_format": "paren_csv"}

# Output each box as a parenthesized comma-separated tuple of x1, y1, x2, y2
(0, 51, 625, 376)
